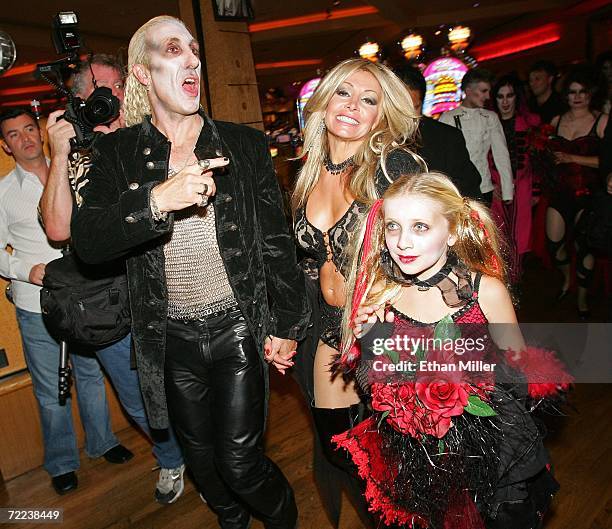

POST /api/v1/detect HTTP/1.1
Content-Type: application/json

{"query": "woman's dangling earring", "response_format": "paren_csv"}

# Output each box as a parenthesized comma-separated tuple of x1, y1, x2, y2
(318, 118, 326, 136)
(310, 116, 326, 156)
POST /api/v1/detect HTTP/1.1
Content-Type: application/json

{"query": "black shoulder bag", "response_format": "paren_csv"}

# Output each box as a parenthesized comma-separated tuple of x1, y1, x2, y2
(40, 251, 131, 347)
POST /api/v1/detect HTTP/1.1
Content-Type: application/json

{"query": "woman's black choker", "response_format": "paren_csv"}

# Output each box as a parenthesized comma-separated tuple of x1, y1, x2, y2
(323, 153, 355, 175)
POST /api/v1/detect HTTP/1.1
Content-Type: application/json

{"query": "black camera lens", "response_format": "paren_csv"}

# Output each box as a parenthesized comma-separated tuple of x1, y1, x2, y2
(82, 87, 120, 128)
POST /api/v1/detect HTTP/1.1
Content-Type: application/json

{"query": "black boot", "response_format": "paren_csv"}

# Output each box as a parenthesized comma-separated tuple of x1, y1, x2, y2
(312, 405, 362, 471)
(311, 404, 375, 529)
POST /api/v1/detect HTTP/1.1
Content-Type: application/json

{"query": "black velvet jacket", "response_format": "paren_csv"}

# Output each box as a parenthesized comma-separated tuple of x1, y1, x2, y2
(71, 111, 310, 429)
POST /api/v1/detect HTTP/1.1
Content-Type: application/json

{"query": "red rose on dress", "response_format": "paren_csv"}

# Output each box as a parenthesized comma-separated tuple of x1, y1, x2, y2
(415, 375, 470, 438)
(371, 382, 402, 413)
(393, 398, 427, 438)
(372, 383, 426, 437)
(416, 374, 470, 419)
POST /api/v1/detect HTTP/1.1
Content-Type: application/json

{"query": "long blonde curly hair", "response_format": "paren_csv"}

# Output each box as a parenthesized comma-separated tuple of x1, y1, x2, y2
(340, 172, 507, 356)
(124, 15, 186, 127)
(291, 58, 421, 211)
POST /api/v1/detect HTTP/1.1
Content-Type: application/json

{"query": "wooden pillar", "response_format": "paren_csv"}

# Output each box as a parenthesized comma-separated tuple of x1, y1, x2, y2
(178, 0, 263, 130)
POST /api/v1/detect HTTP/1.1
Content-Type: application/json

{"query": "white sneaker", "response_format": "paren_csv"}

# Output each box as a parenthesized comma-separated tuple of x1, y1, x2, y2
(154, 464, 185, 504)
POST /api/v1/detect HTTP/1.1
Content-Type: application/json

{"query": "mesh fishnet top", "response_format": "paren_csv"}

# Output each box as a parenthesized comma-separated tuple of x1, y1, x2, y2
(164, 205, 237, 320)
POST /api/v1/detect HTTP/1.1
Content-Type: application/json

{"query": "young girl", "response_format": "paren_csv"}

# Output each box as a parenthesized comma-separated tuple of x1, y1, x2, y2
(334, 172, 562, 529)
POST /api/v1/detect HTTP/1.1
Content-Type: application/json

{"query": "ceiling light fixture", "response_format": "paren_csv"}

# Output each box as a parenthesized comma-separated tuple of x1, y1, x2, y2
(400, 33, 424, 60)
(471, 23, 561, 61)
(0, 84, 56, 97)
(255, 59, 323, 70)
(359, 40, 380, 62)
(448, 25, 471, 52)
(0, 31, 17, 75)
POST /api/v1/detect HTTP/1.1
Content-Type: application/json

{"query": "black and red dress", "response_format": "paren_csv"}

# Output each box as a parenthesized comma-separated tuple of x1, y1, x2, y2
(548, 113, 604, 224)
(334, 273, 559, 529)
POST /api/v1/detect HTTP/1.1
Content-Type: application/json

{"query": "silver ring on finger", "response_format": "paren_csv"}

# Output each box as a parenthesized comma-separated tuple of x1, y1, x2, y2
(198, 194, 209, 207)
(198, 159, 211, 171)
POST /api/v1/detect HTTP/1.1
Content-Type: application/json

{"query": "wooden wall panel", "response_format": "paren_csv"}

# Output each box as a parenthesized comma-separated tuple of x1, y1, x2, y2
(0, 374, 41, 479)
(0, 148, 15, 177)
(0, 371, 132, 481)
(0, 278, 26, 377)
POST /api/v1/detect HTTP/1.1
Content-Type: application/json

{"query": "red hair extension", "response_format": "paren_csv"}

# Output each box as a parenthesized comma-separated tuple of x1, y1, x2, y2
(340, 199, 384, 368)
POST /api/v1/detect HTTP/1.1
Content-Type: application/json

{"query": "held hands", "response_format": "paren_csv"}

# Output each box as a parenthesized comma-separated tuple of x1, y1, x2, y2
(263, 336, 297, 375)
(29, 263, 46, 286)
(352, 304, 394, 339)
(151, 157, 229, 213)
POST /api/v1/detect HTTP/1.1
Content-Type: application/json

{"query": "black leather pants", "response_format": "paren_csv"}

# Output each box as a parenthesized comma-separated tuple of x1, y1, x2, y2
(165, 308, 297, 529)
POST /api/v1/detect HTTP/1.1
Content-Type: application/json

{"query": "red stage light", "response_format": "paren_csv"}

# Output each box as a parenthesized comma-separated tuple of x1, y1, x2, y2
(255, 59, 322, 70)
(249, 6, 378, 32)
(1, 63, 37, 77)
(0, 97, 60, 107)
(0, 85, 55, 97)
(471, 23, 561, 62)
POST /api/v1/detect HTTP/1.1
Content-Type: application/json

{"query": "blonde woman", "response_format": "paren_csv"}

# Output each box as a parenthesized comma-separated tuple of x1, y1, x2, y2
(292, 58, 422, 526)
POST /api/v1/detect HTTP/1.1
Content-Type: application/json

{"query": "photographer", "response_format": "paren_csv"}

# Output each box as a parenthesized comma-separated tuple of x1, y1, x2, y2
(39, 54, 185, 504)
(42, 54, 125, 242)
(0, 107, 132, 496)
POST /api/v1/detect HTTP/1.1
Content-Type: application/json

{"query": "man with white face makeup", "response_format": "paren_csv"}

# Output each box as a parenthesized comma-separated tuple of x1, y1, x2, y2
(71, 16, 309, 529)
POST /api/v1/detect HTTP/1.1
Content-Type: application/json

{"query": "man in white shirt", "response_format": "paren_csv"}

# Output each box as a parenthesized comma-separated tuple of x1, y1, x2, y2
(0, 108, 130, 495)
(440, 69, 514, 205)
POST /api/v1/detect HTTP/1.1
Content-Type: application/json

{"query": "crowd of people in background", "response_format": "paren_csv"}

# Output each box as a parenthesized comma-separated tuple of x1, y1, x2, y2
(435, 57, 611, 318)
(0, 12, 610, 527)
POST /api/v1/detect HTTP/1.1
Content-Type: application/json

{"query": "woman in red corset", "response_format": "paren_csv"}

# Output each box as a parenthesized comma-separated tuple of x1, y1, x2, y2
(547, 65, 608, 318)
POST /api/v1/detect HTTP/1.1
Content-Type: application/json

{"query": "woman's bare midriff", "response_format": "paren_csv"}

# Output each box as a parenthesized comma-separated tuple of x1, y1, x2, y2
(320, 259, 347, 307)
